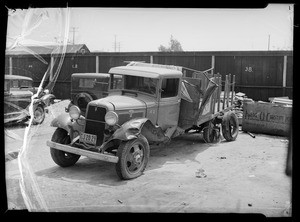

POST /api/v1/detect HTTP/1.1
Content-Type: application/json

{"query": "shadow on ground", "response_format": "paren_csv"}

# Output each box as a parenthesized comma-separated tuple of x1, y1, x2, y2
(35, 133, 224, 187)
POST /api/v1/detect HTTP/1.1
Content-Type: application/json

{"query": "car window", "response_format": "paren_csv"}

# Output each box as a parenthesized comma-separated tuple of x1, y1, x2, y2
(79, 78, 96, 88)
(124, 75, 157, 95)
(161, 78, 179, 98)
(20, 80, 32, 88)
(12, 80, 18, 88)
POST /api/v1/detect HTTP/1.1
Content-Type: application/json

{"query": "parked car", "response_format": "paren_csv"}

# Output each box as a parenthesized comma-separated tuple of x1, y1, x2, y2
(66, 73, 122, 115)
(4, 75, 55, 125)
(47, 62, 238, 180)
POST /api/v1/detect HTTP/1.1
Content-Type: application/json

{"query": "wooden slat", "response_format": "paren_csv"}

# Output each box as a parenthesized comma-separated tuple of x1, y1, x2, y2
(217, 76, 221, 112)
(227, 74, 231, 108)
(231, 75, 235, 106)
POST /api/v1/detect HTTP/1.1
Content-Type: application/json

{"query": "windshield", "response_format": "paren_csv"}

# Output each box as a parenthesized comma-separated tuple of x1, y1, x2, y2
(124, 75, 158, 95)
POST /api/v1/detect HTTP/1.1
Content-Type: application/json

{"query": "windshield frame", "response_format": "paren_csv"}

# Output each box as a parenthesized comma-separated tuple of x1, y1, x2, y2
(109, 73, 159, 98)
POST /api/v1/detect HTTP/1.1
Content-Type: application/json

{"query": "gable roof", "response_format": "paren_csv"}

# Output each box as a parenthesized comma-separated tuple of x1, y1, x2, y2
(6, 44, 90, 55)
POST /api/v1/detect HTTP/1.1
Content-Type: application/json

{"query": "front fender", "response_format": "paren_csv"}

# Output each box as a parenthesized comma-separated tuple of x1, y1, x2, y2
(50, 113, 72, 133)
(111, 118, 169, 143)
(50, 113, 85, 137)
(41, 94, 56, 106)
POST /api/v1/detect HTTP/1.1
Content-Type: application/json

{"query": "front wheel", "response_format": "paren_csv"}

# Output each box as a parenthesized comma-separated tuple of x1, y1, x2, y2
(32, 105, 45, 125)
(221, 111, 239, 141)
(50, 128, 80, 167)
(115, 135, 150, 180)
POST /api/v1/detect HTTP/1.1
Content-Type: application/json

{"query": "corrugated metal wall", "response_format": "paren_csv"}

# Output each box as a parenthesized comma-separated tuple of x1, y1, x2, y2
(5, 51, 293, 101)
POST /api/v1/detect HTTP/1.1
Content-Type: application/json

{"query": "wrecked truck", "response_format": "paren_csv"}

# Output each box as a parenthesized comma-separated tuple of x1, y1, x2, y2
(46, 62, 239, 179)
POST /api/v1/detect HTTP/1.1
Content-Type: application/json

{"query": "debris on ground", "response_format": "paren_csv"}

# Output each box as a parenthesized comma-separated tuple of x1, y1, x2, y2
(248, 203, 252, 207)
(195, 168, 207, 178)
(244, 131, 256, 138)
(117, 199, 123, 204)
(218, 156, 227, 159)
(232, 92, 254, 126)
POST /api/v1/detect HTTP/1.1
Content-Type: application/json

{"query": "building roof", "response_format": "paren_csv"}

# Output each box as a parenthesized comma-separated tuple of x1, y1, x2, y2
(6, 44, 90, 55)
(109, 66, 183, 78)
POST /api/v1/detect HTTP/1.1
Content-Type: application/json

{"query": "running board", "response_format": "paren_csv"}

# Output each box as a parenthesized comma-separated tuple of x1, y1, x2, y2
(46, 141, 119, 163)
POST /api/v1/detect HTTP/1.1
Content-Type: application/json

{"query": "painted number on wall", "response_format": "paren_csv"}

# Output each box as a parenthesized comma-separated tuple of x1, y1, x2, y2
(245, 66, 253, 72)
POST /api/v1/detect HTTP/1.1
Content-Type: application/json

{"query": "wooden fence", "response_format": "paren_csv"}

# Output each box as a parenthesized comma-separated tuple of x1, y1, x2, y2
(5, 51, 293, 101)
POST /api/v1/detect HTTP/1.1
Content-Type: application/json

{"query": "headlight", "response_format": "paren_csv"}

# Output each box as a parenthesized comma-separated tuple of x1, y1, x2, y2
(105, 111, 118, 126)
(69, 105, 81, 120)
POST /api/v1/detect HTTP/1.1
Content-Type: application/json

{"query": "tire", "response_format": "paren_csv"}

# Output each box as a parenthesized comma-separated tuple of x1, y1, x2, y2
(115, 135, 150, 180)
(50, 128, 80, 167)
(32, 105, 45, 125)
(221, 111, 239, 141)
(203, 121, 220, 143)
(74, 93, 93, 111)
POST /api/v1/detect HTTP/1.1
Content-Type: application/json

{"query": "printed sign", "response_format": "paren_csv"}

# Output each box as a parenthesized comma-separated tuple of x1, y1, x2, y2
(242, 102, 292, 136)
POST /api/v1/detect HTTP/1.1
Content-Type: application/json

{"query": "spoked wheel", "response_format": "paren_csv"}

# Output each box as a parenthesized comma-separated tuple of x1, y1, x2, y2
(50, 128, 80, 167)
(116, 135, 150, 180)
(32, 105, 45, 125)
(221, 111, 239, 141)
(202, 121, 221, 143)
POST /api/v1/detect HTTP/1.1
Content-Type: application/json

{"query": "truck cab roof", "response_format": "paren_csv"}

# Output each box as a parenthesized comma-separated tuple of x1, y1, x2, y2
(109, 66, 183, 79)
(72, 73, 111, 78)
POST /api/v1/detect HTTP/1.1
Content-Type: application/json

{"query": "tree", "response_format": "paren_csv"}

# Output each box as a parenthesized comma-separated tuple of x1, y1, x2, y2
(158, 35, 183, 52)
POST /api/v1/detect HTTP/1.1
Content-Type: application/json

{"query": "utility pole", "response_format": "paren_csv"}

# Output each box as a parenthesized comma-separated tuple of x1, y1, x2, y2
(114, 35, 117, 52)
(70, 27, 79, 45)
(113, 35, 121, 52)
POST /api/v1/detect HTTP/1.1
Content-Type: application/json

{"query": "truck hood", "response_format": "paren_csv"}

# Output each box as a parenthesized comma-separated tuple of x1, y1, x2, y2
(90, 95, 147, 110)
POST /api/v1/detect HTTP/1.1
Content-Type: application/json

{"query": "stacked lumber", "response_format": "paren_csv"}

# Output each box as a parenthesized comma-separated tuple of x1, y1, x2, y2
(269, 97, 293, 106)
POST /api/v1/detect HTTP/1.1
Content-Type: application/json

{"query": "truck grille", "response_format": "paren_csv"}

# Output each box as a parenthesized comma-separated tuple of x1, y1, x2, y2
(85, 105, 106, 146)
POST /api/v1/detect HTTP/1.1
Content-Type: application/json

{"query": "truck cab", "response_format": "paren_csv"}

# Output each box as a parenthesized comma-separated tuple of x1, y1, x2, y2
(107, 65, 182, 130)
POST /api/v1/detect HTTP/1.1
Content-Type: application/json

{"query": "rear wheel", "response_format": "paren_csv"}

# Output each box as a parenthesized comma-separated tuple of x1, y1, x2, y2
(221, 111, 239, 141)
(50, 128, 80, 167)
(115, 135, 150, 180)
(203, 121, 221, 143)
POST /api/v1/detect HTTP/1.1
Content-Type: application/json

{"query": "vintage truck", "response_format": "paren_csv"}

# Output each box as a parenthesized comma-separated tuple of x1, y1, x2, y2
(46, 62, 238, 179)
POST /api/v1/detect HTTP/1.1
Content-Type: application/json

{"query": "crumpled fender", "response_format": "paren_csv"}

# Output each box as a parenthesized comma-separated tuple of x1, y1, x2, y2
(50, 113, 85, 138)
(111, 118, 169, 143)
(41, 93, 55, 106)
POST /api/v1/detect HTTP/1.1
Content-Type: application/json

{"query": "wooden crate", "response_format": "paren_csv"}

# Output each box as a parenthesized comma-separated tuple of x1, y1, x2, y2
(242, 102, 292, 136)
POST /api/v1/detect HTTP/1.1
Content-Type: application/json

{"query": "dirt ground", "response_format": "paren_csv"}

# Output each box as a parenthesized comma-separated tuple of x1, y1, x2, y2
(5, 100, 292, 216)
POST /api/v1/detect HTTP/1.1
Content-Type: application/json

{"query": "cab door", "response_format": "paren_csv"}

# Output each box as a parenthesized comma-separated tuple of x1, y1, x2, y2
(157, 78, 181, 131)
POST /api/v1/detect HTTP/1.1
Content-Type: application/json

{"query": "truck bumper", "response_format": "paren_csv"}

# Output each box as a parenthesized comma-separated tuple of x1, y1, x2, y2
(46, 141, 119, 163)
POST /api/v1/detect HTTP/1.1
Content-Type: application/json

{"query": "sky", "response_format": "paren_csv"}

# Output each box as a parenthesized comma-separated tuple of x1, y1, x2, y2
(6, 4, 294, 52)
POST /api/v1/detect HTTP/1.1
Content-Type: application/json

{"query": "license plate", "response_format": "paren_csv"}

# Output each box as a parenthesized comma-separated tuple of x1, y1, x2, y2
(79, 132, 97, 145)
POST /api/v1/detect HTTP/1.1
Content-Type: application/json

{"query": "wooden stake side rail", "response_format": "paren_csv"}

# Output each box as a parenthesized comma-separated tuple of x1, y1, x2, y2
(210, 73, 235, 115)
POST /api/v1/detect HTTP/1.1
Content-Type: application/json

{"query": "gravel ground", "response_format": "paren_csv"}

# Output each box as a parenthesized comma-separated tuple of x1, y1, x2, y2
(5, 100, 292, 216)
